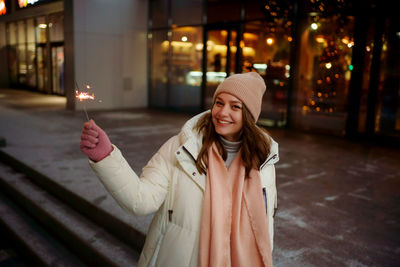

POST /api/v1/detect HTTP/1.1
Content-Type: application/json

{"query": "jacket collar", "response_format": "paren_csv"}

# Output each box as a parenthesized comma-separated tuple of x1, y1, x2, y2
(175, 111, 208, 191)
(261, 138, 279, 168)
(179, 110, 208, 160)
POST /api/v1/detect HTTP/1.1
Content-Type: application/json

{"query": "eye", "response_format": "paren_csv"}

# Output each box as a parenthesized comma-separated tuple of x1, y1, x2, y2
(215, 101, 224, 106)
(232, 104, 242, 110)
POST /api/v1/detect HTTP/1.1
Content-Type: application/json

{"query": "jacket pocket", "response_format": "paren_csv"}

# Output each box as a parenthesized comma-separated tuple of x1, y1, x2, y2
(155, 223, 196, 267)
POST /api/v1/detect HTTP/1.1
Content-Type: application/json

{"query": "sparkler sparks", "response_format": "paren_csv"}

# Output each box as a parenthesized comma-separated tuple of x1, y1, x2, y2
(75, 91, 95, 101)
(75, 82, 95, 121)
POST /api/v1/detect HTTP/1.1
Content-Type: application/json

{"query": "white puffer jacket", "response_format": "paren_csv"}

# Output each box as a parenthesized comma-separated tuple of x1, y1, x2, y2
(90, 111, 279, 267)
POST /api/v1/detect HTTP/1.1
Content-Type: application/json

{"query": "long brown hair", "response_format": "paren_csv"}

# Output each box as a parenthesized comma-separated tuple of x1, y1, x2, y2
(195, 104, 271, 177)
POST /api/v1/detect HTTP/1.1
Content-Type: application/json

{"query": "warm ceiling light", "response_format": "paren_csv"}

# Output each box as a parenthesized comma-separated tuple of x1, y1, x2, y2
(311, 23, 318, 30)
(243, 32, 258, 41)
(315, 35, 325, 43)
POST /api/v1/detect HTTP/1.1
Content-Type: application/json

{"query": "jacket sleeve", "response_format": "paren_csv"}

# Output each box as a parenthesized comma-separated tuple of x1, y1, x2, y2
(89, 136, 178, 216)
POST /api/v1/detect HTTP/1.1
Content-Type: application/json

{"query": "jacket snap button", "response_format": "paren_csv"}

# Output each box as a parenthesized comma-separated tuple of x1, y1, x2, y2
(192, 172, 196, 176)
(177, 151, 180, 155)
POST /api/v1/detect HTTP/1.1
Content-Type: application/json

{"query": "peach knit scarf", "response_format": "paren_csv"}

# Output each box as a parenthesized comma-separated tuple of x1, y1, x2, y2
(199, 143, 273, 267)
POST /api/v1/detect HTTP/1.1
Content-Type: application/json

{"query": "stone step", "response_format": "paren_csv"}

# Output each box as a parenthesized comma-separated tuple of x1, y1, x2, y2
(0, 193, 85, 266)
(0, 149, 146, 252)
(0, 161, 139, 266)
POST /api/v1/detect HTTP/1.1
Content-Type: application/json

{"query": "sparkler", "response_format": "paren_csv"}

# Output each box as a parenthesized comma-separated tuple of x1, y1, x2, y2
(75, 82, 95, 121)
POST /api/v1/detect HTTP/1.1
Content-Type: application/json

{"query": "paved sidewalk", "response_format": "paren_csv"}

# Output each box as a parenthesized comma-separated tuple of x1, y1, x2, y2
(0, 88, 399, 266)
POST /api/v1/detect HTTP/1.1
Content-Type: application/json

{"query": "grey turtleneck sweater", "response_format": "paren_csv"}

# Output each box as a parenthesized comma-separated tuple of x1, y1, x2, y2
(220, 136, 242, 168)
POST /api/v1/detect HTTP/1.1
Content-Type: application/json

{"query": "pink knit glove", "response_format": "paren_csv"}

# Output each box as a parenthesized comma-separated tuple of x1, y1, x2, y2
(80, 119, 113, 162)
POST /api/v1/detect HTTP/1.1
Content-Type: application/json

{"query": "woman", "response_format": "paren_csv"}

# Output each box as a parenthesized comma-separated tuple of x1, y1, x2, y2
(80, 72, 279, 267)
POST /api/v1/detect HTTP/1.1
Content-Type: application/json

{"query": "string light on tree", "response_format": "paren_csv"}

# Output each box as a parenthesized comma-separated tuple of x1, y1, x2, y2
(309, 40, 340, 113)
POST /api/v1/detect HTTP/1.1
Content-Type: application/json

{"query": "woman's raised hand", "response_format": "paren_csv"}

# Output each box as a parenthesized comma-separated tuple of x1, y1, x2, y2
(80, 119, 113, 162)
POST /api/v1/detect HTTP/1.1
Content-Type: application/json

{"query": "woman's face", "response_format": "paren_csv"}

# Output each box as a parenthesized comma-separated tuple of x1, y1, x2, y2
(211, 93, 243, 142)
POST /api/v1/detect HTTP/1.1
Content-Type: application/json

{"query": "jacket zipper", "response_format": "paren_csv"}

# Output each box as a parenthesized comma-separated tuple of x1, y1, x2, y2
(168, 146, 196, 224)
(168, 209, 173, 222)
(262, 187, 268, 216)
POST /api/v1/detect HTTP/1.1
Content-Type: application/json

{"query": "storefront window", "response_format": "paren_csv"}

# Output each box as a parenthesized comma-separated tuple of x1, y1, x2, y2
(27, 18, 37, 87)
(52, 46, 64, 94)
(149, 30, 169, 107)
(7, 22, 18, 84)
(8, 22, 16, 45)
(295, 14, 355, 135)
(374, 18, 400, 137)
(36, 16, 47, 43)
(169, 27, 202, 111)
(4, 11, 64, 95)
(204, 29, 237, 108)
(243, 20, 292, 127)
(49, 13, 64, 95)
(49, 13, 63, 42)
(35, 16, 48, 92)
(17, 20, 27, 84)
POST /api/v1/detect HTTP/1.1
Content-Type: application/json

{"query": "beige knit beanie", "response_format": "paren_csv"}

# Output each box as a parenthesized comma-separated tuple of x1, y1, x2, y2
(213, 72, 266, 121)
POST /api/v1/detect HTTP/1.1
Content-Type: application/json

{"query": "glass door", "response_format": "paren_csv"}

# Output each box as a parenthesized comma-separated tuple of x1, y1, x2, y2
(242, 20, 292, 127)
(370, 18, 400, 137)
(7, 22, 18, 85)
(204, 27, 239, 109)
(51, 44, 64, 95)
(36, 43, 49, 93)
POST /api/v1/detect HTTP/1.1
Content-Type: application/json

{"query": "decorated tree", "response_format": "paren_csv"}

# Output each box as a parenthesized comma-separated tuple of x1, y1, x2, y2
(310, 40, 341, 113)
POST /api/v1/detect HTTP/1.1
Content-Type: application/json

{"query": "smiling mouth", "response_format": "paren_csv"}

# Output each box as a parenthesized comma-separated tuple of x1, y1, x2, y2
(217, 119, 233, 124)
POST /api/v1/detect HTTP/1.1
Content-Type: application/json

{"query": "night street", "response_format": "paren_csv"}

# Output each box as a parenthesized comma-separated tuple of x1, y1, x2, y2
(0, 89, 399, 266)
(1, 0, 399, 265)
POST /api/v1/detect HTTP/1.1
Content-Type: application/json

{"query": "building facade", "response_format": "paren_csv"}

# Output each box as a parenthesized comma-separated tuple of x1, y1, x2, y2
(1, 0, 399, 142)
(148, 0, 400, 142)
(0, 0, 148, 111)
